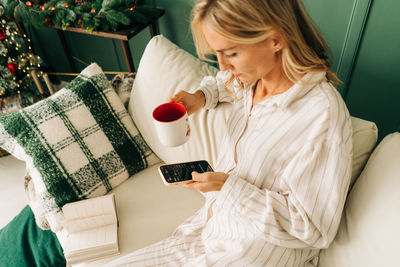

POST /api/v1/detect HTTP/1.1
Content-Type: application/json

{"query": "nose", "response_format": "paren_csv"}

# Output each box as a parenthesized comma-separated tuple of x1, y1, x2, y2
(217, 55, 232, 71)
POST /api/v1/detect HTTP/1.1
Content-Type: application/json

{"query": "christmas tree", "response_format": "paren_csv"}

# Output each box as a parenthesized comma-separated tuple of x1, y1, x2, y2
(0, 14, 43, 111)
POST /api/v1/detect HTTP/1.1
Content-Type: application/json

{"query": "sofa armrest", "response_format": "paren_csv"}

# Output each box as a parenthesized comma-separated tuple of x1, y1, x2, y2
(319, 132, 400, 267)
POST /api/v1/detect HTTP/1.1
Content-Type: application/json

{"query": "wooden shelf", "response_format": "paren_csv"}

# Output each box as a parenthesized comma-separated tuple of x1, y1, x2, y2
(48, 9, 165, 41)
(49, 9, 165, 73)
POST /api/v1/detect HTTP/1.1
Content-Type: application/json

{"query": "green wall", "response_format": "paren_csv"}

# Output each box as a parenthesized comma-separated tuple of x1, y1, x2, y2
(29, 0, 399, 141)
(344, 0, 400, 140)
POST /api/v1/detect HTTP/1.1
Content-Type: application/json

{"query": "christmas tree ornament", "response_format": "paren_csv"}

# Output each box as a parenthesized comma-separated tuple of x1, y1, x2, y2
(0, 27, 6, 40)
(7, 62, 17, 73)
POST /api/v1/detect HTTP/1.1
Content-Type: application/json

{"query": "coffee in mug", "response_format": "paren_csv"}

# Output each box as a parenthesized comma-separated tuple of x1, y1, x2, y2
(152, 102, 190, 147)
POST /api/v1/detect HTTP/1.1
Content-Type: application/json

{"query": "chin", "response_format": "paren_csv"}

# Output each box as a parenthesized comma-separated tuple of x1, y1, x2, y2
(237, 76, 254, 86)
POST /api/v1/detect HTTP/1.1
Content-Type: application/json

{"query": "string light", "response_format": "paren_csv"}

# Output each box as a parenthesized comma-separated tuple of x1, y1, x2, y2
(1, 15, 44, 102)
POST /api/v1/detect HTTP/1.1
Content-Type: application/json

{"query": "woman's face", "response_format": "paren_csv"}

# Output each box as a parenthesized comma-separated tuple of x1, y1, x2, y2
(201, 23, 282, 85)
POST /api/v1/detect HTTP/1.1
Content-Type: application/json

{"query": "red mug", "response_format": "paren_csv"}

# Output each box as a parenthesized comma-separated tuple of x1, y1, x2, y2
(152, 103, 190, 146)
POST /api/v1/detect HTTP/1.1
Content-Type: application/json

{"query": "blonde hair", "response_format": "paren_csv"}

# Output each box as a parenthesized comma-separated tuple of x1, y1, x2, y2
(191, 0, 340, 88)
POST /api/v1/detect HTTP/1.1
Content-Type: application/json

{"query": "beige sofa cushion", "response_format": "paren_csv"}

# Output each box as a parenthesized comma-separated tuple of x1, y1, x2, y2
(350, 116, 378, 186)
(318, 132, 400, 267)
(129, 35, 228, 168)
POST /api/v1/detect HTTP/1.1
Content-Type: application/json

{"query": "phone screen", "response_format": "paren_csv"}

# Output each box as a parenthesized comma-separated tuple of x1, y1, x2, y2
(159, 160, 213, 183)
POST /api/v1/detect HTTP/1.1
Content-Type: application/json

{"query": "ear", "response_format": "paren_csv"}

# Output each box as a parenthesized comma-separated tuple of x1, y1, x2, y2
(270, 30, 284, 51)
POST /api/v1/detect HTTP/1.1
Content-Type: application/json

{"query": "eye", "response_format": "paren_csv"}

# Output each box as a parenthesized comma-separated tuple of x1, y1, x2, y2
(225, 52, 237, 58)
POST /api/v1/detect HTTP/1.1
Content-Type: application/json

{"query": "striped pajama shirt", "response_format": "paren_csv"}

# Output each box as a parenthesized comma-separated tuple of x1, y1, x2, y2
(107, 71, 353, 266)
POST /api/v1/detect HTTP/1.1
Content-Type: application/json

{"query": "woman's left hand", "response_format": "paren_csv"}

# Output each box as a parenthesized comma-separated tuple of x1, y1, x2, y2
(181, 171, 229, 193)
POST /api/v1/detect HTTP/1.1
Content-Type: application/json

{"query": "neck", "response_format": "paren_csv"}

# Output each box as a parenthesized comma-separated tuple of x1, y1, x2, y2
(253, 69, 293, 105)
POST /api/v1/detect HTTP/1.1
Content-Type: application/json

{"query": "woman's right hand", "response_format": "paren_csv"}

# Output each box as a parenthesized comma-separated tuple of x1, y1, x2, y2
(168, 90, 205, 115)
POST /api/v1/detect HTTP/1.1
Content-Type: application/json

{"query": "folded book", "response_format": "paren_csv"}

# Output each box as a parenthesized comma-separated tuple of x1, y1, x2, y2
(56, 194, 119, 265)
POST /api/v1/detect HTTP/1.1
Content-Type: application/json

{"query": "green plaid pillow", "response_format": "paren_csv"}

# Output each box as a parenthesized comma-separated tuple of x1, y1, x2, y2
(0, 63, 159, 231)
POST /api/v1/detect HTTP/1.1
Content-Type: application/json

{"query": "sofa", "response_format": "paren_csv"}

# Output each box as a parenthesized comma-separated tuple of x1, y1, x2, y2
(0, 35, 399, 267)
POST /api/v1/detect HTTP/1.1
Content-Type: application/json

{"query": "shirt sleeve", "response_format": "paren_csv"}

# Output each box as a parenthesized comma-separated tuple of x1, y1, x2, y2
(214, 139, 352, 249)
(198, 70, 238, 109)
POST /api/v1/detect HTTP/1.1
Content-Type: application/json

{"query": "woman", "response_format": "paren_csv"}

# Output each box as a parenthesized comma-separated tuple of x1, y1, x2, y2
(108, 0, 352, 266)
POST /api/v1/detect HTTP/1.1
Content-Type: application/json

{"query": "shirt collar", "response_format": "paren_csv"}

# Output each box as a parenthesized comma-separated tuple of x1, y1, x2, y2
(253, 71, 327, 109)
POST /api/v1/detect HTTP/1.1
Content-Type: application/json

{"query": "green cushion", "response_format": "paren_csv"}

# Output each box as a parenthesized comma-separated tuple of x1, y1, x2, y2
(0, 206, 66, 267)
(0, 63, 159, 231)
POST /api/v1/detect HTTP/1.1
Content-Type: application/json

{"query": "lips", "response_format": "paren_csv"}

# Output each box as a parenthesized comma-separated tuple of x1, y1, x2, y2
(232, 73, 241, 77)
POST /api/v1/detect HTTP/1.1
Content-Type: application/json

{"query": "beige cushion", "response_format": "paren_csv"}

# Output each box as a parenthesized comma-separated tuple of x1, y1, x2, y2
(318, 132, 400, 267)
(350, 117, 378, 186)
(128, 35, 229, 168)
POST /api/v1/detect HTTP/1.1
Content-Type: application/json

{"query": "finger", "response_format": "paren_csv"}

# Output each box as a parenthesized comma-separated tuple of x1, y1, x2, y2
(181, 181, 203, 191)
(168, 96, 181, 103)
(168, 97, 186, 107)
(181, 180, 197, 187)
(172, 91, 187, 99)
(191, 171, 209, 182)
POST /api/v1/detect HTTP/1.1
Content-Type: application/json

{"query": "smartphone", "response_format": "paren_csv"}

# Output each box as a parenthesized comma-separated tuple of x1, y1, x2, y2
(158, 160, 213, 185)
